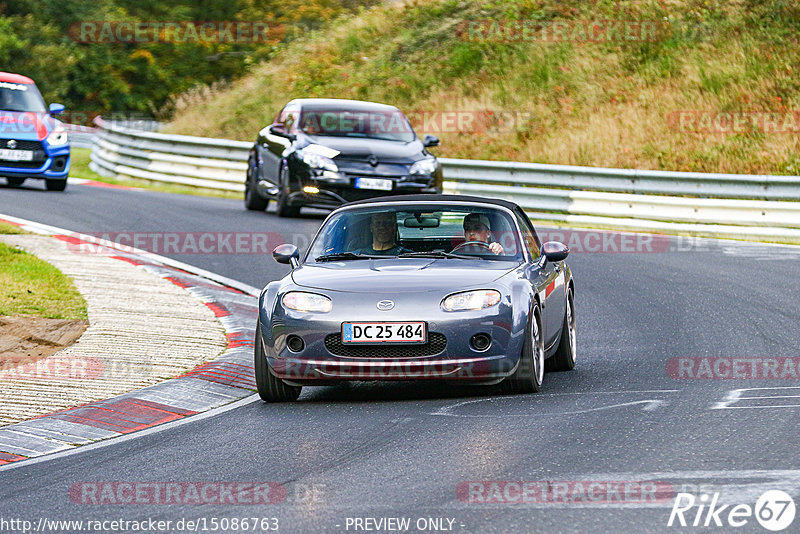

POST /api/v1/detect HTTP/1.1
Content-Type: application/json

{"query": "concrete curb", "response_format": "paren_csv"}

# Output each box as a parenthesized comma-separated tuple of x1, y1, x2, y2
(0, 214, 261, 466)
(0, 233, 228, 425)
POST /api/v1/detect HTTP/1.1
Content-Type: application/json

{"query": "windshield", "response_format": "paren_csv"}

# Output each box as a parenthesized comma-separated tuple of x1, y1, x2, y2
(307, 204, 525, 262)
(299, 108, 416, 143)
(0, 82, 46, 112)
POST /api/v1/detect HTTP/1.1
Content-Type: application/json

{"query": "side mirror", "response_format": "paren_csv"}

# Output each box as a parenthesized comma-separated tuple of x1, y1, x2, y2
(49, 103, 65, 116)
(273, 244, 300, 267)
(268, 124, 296, 142)
(542, 241, 569, 263)
(423, 134, 439, 148)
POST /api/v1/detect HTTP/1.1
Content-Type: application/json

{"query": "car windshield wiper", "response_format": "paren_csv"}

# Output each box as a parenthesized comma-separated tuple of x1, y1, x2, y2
(315, 252, 389, 262)
(397, 251, 482, 260)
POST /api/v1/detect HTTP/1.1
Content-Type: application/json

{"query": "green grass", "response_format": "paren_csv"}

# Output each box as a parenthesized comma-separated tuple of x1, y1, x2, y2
(0, 222, 25, 234)
(164, 0, 800, 176)
(69, 148, 240, 200)
(0, 242, 87, 320)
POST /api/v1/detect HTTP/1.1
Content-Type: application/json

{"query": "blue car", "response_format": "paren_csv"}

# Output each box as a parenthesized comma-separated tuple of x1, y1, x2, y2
(256, 194, 576, 401)
(0, 72, 70, 191)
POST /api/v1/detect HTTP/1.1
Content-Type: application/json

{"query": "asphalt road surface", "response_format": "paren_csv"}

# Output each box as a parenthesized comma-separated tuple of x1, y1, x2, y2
(1, 180, 800, 534)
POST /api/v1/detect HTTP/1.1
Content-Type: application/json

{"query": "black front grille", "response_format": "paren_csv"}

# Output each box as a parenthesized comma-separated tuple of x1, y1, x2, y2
(0, 139, 46, 167)
(0, 160, 43, 169)
(0, 140, 44, 151)
(324, 332, 447, 358)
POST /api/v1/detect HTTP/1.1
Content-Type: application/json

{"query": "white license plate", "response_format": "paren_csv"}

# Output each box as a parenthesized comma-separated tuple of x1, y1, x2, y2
(342, 322, 426, 343)
(354, 177, 393, 191)
(0, 149, 33, 161)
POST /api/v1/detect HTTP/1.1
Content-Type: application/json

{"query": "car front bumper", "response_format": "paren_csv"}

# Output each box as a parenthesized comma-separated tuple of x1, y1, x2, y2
(288, 180, 440, 208)
(260, 292, 524, 385)
(0, 144, 70, 180)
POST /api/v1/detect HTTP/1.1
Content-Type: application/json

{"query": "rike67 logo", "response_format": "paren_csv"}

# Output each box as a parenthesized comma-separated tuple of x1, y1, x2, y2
(668, 490, 796, 531)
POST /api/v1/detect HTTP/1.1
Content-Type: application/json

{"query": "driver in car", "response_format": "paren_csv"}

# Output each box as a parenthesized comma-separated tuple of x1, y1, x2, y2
(463, 213, 504, 254)
(356, 212, 409, 255)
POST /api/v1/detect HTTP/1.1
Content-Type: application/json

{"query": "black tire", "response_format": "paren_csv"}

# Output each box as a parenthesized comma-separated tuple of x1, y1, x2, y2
(45, 179, 67, 192)
(5, 177, 25, 187)
(547, 289, 576, 372)
(501, 303, 544, 394)
(244, 156, 269, 211)
(276, 162, 300, 218)
(254, 319, 301, 402)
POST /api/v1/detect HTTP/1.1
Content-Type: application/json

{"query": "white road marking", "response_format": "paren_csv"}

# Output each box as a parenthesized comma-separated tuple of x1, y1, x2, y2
(712, 387, 800, 409)
(430, 391, 676, 418)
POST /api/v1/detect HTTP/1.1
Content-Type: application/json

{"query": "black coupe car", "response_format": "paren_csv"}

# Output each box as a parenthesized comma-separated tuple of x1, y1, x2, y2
(244, 98, 443, 217)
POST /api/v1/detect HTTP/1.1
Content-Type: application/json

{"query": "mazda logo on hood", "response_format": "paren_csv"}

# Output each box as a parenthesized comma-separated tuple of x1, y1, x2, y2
(7, 140, 16, 149)
(367, 154, 378, 167)
(376, 300, 394, 311)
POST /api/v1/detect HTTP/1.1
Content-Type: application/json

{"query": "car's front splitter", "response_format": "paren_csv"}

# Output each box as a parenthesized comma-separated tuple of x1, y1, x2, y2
(268, 352, 515, 385)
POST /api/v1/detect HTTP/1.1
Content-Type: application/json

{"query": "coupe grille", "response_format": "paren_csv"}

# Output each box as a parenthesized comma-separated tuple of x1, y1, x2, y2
(324, 332, 447, 358)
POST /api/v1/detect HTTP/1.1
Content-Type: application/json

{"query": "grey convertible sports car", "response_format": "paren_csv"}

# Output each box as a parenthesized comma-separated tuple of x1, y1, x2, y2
(255, 195, 576, 401)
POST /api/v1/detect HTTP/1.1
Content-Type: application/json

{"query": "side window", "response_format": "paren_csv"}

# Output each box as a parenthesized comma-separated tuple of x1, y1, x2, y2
(283, 106, 299, 134)
(515, 211, 540, 259)
(274, 105, 299, 133)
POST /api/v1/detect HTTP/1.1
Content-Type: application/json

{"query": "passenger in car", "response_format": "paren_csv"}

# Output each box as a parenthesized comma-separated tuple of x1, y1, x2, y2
(355, 212, 410, 255)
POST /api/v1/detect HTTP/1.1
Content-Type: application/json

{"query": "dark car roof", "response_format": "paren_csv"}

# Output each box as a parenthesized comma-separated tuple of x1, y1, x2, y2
(286, 98, 401, 113)
(342, 194, 521, 211)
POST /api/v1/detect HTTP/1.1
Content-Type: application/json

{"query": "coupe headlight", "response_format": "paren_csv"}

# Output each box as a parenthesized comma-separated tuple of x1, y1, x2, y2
(441, 290, 501, 311)
(302, 151, 338, 172)
(409, 158, 437, 176)
(282, 291, 332, 313)
(46, 126, 69, 147)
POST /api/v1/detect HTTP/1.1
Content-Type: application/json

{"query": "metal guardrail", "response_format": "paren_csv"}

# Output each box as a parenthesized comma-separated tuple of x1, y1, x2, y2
(64, 124, 97, 149)
(89, 119, 800, 242)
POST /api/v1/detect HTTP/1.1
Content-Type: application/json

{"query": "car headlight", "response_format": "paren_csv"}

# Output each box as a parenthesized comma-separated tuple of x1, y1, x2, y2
(282, 291, 332, 313)
(46, 126, 69, 147)
(302, 151, 338, 172)
(441, 290, 501, 311)
(409, 158, 437, 176)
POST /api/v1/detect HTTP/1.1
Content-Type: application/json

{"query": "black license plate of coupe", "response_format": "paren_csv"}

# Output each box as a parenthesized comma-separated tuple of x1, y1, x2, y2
(342, 321, 427, 344)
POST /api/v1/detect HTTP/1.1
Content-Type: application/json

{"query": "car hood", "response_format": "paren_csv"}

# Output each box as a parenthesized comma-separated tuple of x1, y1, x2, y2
(303, 136, 425, 163)
(291, 258, 518, 293)
(0, 111, 55, 141)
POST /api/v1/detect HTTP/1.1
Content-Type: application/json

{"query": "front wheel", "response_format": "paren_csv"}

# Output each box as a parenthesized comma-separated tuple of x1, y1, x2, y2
(501, 303, 544, 394)
(45, 179, 67, 192)
(5, 177, 25, 187)
(244, 155, 269, 211)
(254, 320, 301, 402)
(276, 162, 300, 218)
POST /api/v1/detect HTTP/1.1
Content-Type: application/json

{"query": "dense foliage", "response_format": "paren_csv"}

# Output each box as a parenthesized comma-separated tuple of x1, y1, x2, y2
(0, 0, 377, 121)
